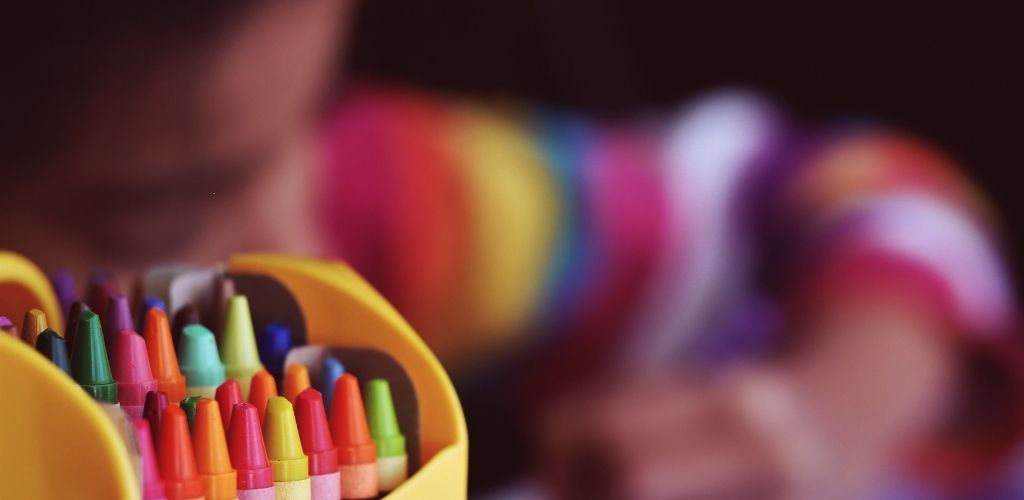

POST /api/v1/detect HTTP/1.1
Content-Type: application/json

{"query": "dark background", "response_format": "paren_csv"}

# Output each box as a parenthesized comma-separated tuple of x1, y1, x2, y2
(347, 0, 1024, 283)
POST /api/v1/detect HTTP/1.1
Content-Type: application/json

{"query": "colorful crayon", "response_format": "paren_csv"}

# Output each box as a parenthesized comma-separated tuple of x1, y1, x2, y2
(0, 316, 16, 338)
(264, 396, 311, 500)
(284, 364, 311, 404)
(64, 301, 88, 356)
(144, 390, 169, 446)
(144, 308, 188, 403)
(70, 310, 118, 404)
(159, 405, 204, 500)
(220, 295, 265, 398)
(228, 403, 277, 500)
(49, 270, 76, 319)
(86, 271, 119, 324)
(294, 389, 340, 500)
(193, 399, 238, 500)
(257, 322, 293, 380)
(35, 328, 70, 374)
(180, 395, 202, 428)
(249, 369, 278, 424)
(366, 378, 408, 492)
(179, 324, 226, 398)
(216, 379, 244, 434)
(21, 308, 48, 345)
(139, 296, 167, 334)
(318, 357, 344, 412)
(172, 304, 201, 350)
(104, 294, 134, 353)
(213, 276, 236, 334)
(113, 329, 158, 417)
(131, 417, 168, 500)
(330, 374, 379, 499)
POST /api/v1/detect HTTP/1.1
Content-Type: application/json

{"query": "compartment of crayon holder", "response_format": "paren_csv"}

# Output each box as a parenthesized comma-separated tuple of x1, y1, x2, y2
(0, 251, 468, 499)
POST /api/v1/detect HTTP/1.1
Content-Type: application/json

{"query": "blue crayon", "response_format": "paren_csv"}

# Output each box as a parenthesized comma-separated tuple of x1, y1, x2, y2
(319, 356, 344, 411)
(257, 322, 292, 380)
(137, 296, 166, 333)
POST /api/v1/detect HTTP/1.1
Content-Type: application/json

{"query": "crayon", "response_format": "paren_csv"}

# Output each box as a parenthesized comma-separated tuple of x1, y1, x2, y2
(21, 308, 48, 345)
(0, 316, 16, 338)
(220, 295, 265, 398)
(179, 324, 226, 398)
(70, 310, 118, 404)
(172, 304, 201, 350)
(330, 374, 378, 499)
(181, 395, 203, 428)
(104, 294, 134, 353)
(318, 357, 344, 412)
(139, 296, 167, 334)
(213, 276, 236, 334)
(131, 417, 168, 500)
(294, 389, 340, 500)
(216, 379, 244, 434)
(87, 271, 119, 324)
(113, 329, 158, 417)
(365, 378, 408, 492)
(193, 399, 238, 500)
(49, 270, 76, 318)
(228, 403, 277, 500)
(264, 397, 311, 500)
(144, 308, 188, 403)
(284, 364, 311, 404)
(64, 301, 88, 356)
(257, 323, 292, 381)
(144, 390, 170, 445)
(159, 405, 204, 500)
(35, 328, 70, 374)
(249, 369, 278, 424)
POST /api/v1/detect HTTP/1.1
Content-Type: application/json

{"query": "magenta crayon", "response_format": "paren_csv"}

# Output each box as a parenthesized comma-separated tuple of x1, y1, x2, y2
(145, 390, 170, 446)
(114, 329, 158, 417)
(0, 316, 17, 338)
(104, 294, 134, 353)
(295, 389, 340, 500)
(87, 271, 119, 324)
(132, 417, 169, 500)
(50, 270, 77, 319)
(228, 403, 277, 500)
(64, 301, 89, 357)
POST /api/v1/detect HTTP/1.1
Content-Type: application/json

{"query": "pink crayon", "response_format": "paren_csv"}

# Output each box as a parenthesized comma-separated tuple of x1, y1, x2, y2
(132, 417, 168, 499)
(114, 329, 158, 417)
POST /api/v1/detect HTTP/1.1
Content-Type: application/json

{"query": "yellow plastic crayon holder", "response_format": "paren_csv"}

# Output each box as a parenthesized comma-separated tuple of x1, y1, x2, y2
(0, 251, 468, 499)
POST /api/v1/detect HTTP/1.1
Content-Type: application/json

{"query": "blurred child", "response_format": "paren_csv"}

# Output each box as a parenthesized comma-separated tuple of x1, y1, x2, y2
(3, 3, 1021, 499)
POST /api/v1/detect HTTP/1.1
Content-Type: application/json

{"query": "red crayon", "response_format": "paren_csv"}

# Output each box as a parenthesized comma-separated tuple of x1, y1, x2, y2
(159, 406, 204, 500)
(87, 272, 119, 325)
(144, 391, 170, 446)
(114, 329, 158, 417)
(330, 374, 378, 499)
(132, 417, 168, 500)
(228, 403, 276, 500)
(295, 388, 340, 500)
(215, 379, 243, 433)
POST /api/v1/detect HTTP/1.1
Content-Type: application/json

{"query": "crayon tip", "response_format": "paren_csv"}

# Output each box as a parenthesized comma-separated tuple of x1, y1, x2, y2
(139, 296, 167, 333)
(104, 294, 134, 353)
(114, 329, 158, 417)
(49, 270, 77, 318)
(0, 316, 16, 338)
(215, 379, 243, 434)
(71, 310, 118, 404)
(263, 396, 309, 482)
(179, 324, 226, 392)
(330, 373, 376, 465)
(171, 304, 201, 351)
(294, 388, 338, 476)
(35, 328, 71, 374)
(144, 390, 170, 446)
(159, 405, 204, 499)
(21, 308, 48, 345)
(87, 271, 119, 324)
(257, 322, 292, 380)
(248, 369, 278, 424)
(193, 399, 238, 500)
(180, 395, 203, 428)
(144, 308, 187, 403)
(284, 363, 311, 403)
(219, 295, 264, 397)
(64, 301, 89, 356)
(131, 417, 167, 499)
(319, 356, 345, 411)
(366, 378, 406, 457)
(228, 403, 274, 490)
(213, 276, 236, 334)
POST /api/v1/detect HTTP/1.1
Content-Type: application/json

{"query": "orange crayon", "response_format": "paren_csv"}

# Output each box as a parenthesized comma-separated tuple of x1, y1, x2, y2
(144, 308, 187, 403)
(193, 399, 238, 500)
(330, 374, 378, 499)
(283, 364, 311, 403)
(248, 369, 278, 424)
